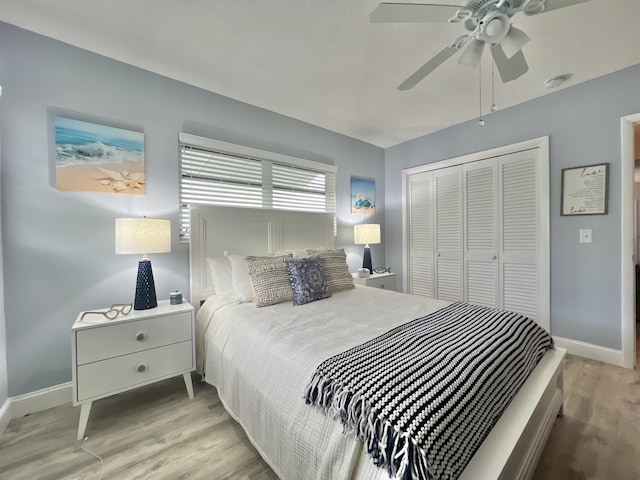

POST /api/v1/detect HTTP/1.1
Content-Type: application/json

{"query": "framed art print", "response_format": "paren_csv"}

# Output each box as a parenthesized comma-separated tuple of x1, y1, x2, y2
(350, 176, 375, 215)
(55, 116, 145, 195)
(561, 163, 608, 215)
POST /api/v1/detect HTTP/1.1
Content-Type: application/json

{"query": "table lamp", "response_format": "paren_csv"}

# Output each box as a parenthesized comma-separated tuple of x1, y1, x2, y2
(354, 224, 380, 274)
(115, 217, 171, 310)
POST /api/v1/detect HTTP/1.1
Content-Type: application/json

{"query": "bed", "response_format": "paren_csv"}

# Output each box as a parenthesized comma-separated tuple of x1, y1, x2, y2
(189, 205, 565, 480)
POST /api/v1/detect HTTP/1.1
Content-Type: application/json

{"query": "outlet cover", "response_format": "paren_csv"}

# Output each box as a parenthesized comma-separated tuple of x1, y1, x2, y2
(580, 229, 593, 244)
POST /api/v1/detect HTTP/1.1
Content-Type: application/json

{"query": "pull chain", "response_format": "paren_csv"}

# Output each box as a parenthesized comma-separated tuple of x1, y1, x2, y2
(477, 59, 485, 127)
(490, 59, 498, 113)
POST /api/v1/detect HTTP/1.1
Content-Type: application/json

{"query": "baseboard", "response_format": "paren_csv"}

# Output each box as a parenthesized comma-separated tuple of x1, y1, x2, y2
(553, 336, 625, 367)
(10, 382, 72, 419)
(0, 398, 10, 436)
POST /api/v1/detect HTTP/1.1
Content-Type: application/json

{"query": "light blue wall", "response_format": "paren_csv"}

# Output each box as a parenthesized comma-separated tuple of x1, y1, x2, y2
(0, 23, 385, 396)
(385, 63, 640, 350)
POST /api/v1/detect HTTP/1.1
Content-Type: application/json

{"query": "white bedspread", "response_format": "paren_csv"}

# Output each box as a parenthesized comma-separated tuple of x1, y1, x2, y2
(197, 286, 450, 480)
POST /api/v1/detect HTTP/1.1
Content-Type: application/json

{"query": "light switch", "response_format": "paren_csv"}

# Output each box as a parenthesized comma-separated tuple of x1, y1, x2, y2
(580, 229, 593, 244)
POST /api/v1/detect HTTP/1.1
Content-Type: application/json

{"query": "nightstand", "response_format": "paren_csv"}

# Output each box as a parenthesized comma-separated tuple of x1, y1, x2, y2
(352, 272, 396, 291)
(71, 300, 195, 440)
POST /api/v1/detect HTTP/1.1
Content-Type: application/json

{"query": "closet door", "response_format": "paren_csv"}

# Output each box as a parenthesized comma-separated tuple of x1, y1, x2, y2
(463, 158, 498, 307)
(407, 172, 434, 296)
(434, 166, 463, 301)
(499, 149, 539, 320)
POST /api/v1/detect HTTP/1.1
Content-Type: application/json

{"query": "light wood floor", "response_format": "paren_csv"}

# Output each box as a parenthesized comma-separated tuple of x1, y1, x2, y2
(1, 352, 639, 480)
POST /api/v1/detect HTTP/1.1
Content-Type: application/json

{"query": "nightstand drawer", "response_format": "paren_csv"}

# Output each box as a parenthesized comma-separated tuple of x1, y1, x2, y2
(353, 273, 396, 291)
(76, 340, 193, 401)
(366, 276, 395, 290)
(76, 312, 192, 365)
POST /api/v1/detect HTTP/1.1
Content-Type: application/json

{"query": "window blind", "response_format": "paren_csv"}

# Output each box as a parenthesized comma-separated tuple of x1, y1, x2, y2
(179, 135, 336, 241)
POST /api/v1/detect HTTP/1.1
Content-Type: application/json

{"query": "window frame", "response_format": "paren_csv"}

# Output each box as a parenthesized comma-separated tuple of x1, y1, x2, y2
(179, 133, 337, 242)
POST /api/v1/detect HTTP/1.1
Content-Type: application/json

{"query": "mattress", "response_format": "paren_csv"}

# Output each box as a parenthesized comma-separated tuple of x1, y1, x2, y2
(197, 286, 451, 480)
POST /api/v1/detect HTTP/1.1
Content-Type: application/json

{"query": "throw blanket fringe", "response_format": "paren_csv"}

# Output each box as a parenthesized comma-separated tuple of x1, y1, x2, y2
(307, 370, 432, 480)
(304, 301, 554, 480)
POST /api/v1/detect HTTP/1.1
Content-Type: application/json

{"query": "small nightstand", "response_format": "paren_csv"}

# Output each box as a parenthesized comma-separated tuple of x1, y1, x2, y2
(352, 272, 396, 291)
(71, 300, 195, 440)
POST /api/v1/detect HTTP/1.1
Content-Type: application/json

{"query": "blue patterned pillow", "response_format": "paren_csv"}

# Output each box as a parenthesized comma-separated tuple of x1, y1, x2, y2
(285, 257, 331, 306)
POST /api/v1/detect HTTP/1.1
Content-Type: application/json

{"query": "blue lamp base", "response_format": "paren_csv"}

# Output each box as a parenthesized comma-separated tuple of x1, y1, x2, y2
(134, 259, 158, 310)
(362, 245, 373, 273)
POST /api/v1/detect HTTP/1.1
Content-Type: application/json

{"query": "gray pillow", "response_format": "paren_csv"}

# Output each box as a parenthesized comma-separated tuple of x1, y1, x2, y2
(306, 249, 355, 293)
(285, 257, 331, 306)
(245, 254, 293, 307)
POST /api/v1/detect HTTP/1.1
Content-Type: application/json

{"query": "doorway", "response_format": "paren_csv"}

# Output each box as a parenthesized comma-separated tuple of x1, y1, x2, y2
(635, 123, 640, 367)
(621, 113, 640, 368)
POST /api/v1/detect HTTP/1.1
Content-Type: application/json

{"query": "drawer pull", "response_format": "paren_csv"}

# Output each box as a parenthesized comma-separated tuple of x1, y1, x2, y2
(136, 363, 148, 373)
(380, 284, 385, 289)
(135, 332, 147, 342)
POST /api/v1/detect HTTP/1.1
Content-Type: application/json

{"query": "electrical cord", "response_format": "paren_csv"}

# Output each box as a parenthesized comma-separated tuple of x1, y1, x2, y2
(81, 437, 105, 480)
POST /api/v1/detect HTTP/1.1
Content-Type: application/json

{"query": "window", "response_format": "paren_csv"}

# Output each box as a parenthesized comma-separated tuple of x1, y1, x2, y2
(179, 133, 336, 241)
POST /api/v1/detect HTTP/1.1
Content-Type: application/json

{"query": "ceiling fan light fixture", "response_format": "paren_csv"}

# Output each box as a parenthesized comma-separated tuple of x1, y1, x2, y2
(370, 0, 587, 90)
(458, 39, 485, 68)
(480, 12, 510, 43)
(485, 18, 505, 37)
(501, 26, 531, 58)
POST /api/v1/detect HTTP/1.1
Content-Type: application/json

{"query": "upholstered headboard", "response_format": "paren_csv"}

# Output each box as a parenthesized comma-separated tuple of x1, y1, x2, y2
(189, 205, 335, 310)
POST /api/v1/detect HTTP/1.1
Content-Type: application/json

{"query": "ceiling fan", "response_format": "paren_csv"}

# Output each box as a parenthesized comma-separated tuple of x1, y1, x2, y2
(370, 0, 590, 90)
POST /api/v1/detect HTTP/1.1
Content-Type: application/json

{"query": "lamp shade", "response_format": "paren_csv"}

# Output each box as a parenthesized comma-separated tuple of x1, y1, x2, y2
(354, 224, 381, 245)
(501, 26, 530, 59)
(458, 39, 485, 68)
(115, 218, 171, 255)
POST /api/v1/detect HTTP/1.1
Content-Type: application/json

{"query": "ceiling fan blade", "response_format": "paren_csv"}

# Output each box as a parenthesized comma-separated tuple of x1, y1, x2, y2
(398, 46, 458, 91)
(531, 0, 591, 14)
(370, 2, 464, 23)
(490, 44, 529, 83)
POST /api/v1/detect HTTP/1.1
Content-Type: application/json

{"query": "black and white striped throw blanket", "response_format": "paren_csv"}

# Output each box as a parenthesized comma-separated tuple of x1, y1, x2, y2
(304, 301, 554, 480)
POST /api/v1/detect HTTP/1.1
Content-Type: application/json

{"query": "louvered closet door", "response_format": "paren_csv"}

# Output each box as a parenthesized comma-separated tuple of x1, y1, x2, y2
(463, 159, 498, 307)
(408, 172, 435, 296)
(434, 166, 463, 301)
(499, 149, 539, 320)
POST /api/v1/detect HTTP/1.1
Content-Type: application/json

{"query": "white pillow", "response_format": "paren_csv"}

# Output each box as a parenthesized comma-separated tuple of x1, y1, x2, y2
(206, 257, 235, 299)
(226, 253, 254, 302)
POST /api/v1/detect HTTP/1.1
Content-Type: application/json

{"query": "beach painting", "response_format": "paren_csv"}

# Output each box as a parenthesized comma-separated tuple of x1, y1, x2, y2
(350, 176, 375, 215)
(55, 116, 145, 195)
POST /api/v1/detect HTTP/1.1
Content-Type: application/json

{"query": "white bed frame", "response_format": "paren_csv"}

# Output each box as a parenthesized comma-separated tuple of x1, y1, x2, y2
(189, 205, 565, 480)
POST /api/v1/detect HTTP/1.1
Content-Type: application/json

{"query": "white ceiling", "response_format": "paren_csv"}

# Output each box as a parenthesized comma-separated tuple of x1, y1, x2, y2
(1, 0, 639, 147)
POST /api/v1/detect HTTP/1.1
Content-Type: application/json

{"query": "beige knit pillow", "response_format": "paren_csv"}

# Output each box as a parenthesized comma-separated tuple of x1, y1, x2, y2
(245, 254, 293, 307)
(305, 249, 355, 293)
